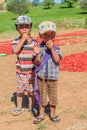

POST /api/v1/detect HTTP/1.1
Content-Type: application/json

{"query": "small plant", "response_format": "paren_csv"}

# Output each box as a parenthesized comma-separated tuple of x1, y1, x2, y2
(0, 110, 8, 115)
(63, 108, 74, 113)
(76, 114, 86, 120)
(5, 120, 15, 125)
(38, 123, 46, 130)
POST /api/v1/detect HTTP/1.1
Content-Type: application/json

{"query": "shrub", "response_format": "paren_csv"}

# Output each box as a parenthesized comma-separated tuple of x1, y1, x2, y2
(6, 0, 30, 15)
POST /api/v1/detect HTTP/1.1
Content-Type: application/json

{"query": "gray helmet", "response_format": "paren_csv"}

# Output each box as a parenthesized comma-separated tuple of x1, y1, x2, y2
(15, 15, 32, 25)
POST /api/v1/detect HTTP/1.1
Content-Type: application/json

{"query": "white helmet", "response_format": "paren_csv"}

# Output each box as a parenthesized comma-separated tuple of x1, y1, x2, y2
(39, 21, 56, 34)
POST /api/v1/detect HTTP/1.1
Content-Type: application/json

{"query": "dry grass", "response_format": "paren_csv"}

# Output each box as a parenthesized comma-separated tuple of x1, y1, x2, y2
(63, 122, 87, 130)
(0, 31, 18, 41)
(60, 42, 87, 56)
(0, 31, 38, 41)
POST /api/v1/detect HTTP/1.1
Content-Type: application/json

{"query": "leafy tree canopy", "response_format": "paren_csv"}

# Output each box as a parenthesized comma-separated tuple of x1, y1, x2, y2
(43, 0, 55, 9)
(6, 0, 31, 15)
(62, 0, 78, 8)
(80, 0, 87, 10)
(32, 0, 40, 6)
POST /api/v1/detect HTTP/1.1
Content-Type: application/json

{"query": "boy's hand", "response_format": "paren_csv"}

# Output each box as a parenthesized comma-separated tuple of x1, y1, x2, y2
(33, 44, 41, 55)
(46, 40, 54, 50)
(22, 33, 30, 41)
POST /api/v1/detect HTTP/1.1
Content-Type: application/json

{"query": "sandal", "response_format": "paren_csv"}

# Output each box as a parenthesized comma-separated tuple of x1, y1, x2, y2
(11, 108, 25, 116)
(33, 116, 45, 124)
(50, 116, 60, 123)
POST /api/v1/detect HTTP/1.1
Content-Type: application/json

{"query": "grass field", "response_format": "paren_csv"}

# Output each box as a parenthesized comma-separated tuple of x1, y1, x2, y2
(0, 4, 87, 33)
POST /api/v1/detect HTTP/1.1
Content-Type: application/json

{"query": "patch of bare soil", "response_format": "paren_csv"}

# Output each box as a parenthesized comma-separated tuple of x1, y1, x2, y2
(0, 41, 87, 130)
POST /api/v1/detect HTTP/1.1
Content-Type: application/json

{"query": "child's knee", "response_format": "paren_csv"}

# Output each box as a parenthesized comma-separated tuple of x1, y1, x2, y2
(28, 92, 34, 97)
(17, 93, 24, 97)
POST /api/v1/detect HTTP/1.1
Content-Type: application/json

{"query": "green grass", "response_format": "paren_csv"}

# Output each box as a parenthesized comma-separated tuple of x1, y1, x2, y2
(0, 4, 87, 33)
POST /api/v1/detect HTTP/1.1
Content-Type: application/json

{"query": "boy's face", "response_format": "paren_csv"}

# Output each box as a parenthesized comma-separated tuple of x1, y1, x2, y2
(16, 24, 31, 35)
(40, 31, 56, 42)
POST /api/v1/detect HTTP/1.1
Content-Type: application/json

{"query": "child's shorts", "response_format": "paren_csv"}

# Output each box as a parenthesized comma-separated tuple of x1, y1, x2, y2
(16, 72, 34, 94)
(38, 77, 58, 107)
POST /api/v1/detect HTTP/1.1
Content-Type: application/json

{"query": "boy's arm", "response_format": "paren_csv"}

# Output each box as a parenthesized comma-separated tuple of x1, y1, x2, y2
(46, 40, 61, 64)
(34, 53, 42, 65)
(13, 33, 29, 54)
(51, 48, 61, 64)
(33, 44, 42, 65)
(13, 39, 25, 54)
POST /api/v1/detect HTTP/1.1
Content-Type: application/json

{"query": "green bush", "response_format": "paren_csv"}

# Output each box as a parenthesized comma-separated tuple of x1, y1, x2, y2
(80, 0, 87, 10)
(6, 0, 30, 15)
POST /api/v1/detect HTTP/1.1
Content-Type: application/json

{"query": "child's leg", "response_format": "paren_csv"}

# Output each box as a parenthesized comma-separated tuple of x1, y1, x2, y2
(28, 92, 38, 116)
(39, 105, 45, 117)
(48, 80, 58, 116)
(11, 93, 24, 116)
(16, 73, 26, 109)
(17, 93, 24, 109)
(33, 105, 45, 124)
(50, 105, 60, 122)
(49, 81, 60, 122)
(28, 92, 33, 110)
(33, 78, 47, 124)
(38, 78, 48, 117)
(11, 73, 25, 116)
(50, 105, 56, 117)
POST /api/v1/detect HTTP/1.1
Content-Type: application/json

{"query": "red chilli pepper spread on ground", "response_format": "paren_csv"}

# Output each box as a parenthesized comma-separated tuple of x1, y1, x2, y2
(0, 30, 87, 72)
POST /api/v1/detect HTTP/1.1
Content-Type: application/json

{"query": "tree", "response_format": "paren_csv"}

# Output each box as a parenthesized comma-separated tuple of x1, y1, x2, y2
(43, 0, 55, 9)
(62, 0, 78, 8)
(79, 0, 87, 28)
(32, 0, 40, 6)
(80, 0, 87, 10)
(6, 0, 30, 15)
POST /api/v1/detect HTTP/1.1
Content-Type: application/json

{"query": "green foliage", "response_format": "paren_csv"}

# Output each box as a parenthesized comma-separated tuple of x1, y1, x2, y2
(38, 123, 46, 130)
(6, 0, 30, 15)
(62, 0, 78, 8)
(43, 0, 55, 9)
(84, 18, 87, 28)
(0, 4, 87, 33)
(80, 0, 87, 29)
(80, 0, 87, 10)
(32, 0, 40, 6)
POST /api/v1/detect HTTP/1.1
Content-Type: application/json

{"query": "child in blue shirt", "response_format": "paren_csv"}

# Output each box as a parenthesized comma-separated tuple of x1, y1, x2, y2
(33, 21, 62, 123)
